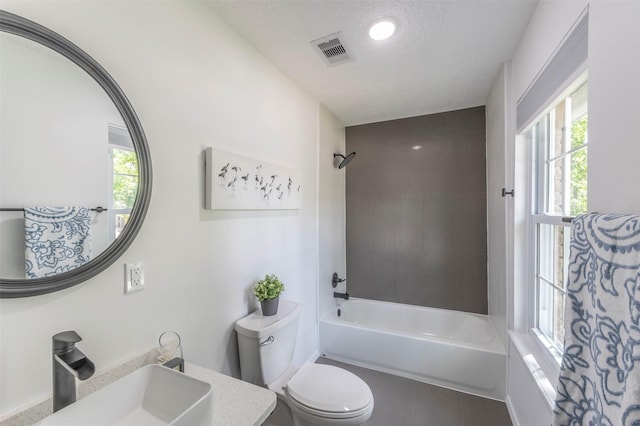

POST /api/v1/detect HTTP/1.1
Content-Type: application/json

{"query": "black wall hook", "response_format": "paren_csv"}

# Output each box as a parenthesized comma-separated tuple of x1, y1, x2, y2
(501, 188, 514, 197)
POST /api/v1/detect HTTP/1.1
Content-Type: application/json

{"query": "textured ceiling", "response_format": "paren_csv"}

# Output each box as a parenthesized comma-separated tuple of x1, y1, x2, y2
(207, 1, 537, 126)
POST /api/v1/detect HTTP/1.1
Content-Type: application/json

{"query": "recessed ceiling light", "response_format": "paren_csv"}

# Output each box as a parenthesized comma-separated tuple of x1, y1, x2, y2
(368, 20, 396, 41)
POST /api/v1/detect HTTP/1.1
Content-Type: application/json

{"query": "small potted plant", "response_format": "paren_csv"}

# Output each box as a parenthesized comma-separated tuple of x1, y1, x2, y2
(253, 274, 285, 316)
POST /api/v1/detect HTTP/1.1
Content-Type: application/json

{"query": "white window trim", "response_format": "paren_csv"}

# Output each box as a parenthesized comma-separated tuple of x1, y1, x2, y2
(108, 144, 135, 241)
(107, 123, 135, 241)
(521, 74, 587, 328)
(514, 80, 589, 410)
(511, 113, 565, 412)
(510, 9, 589, 411)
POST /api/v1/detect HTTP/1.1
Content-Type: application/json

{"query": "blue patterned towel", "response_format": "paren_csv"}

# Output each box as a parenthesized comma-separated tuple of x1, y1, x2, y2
(24, 207, 92, 278)
(552, 213, 640, 426)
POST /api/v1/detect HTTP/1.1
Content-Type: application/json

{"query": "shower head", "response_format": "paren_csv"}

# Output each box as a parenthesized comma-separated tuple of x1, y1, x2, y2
(334, 152, 356, 169)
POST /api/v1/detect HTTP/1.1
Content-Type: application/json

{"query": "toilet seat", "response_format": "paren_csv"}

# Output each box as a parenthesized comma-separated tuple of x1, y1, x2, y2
(284, 364, 373, 419)
(286, 392, 373, 420)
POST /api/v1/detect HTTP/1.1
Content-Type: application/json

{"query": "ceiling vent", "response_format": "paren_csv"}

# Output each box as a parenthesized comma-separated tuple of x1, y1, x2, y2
(311, 32, 353, 66)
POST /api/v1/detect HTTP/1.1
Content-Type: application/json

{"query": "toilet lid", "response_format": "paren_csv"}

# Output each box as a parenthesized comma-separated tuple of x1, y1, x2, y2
(286, 364, 373, 413)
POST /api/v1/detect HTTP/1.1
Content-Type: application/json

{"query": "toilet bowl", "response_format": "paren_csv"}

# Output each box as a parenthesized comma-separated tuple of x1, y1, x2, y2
(283, 363, 373, 426)
(235, 301, 374, 426)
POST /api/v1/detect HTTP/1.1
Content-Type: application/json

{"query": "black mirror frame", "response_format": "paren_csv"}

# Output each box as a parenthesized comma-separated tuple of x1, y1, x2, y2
(0, 10, 152, 297)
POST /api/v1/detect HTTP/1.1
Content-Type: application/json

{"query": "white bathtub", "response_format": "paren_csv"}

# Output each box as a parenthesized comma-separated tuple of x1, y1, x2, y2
(319, 298, 506, 400)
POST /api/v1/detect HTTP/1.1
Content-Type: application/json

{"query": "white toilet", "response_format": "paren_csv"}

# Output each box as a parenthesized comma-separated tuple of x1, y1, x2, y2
(235, 300, 374, 426)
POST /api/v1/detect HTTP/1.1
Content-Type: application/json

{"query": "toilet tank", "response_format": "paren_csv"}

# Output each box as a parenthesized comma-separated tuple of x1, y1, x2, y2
(235, 300, 300, 387)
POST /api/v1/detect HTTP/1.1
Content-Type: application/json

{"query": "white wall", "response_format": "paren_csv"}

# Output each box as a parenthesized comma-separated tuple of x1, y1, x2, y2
(506, 1, 640, 424)
(317, 106, 346, 322)
(0, 1, 343, 415)
(485, 63, 509, 350)
(588, 1, 640, 213)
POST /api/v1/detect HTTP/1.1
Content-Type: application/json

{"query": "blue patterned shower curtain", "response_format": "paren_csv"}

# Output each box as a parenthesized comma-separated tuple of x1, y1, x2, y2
(552, 213, 640, 426)
(24, 206, 92, 278)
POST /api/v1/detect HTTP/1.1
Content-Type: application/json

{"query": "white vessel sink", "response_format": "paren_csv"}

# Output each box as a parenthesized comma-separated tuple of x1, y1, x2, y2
(35, 364, 213, 426)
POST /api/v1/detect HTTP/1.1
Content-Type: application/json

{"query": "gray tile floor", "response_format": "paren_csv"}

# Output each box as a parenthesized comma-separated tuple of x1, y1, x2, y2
(265, 358, 513, 426)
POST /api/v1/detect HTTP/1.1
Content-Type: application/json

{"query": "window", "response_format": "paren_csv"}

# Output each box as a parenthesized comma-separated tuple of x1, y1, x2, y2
(108, 125, 138, 240)
(524, 81, 588, 356)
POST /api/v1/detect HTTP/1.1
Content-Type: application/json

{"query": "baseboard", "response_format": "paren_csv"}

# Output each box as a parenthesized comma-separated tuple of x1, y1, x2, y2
(306, 350, 320, 365)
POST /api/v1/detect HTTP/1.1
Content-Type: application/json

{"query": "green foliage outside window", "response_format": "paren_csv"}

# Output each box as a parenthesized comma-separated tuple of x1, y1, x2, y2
(570, 116, 588, 216)
(113, 149, 138, 209)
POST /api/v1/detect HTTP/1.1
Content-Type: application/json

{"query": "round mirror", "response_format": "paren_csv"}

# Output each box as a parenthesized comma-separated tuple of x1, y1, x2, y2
(0, 11, 152, 297)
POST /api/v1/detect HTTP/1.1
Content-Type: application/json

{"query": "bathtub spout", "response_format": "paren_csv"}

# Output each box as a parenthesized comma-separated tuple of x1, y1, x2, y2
(334, 291, 349, 300)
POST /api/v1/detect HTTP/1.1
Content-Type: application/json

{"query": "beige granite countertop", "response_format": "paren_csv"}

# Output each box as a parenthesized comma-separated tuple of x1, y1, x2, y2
(184, 363, 276, 426)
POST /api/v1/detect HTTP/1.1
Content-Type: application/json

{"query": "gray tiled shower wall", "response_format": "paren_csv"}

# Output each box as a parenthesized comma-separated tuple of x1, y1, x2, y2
(345, 106, 487, 314)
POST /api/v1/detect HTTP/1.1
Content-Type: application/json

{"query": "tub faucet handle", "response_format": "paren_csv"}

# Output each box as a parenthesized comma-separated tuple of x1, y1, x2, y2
(332, 272, 345, 288)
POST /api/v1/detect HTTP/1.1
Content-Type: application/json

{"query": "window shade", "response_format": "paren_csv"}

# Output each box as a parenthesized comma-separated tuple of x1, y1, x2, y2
(108, 124, 133, 148)
(516, 12, 588, 133)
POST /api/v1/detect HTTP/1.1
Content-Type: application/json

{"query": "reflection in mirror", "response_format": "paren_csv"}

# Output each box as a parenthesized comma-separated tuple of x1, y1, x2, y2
(0, 10, 152, 297)
(109, 125, 138, 240)
(0, 32, 139, 279)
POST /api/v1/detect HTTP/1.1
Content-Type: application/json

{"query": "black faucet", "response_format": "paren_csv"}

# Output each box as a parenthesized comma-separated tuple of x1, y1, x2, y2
(163, 357, 185, 372)
(333, 291, 350, 300)
(52, 331, 95, 412)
